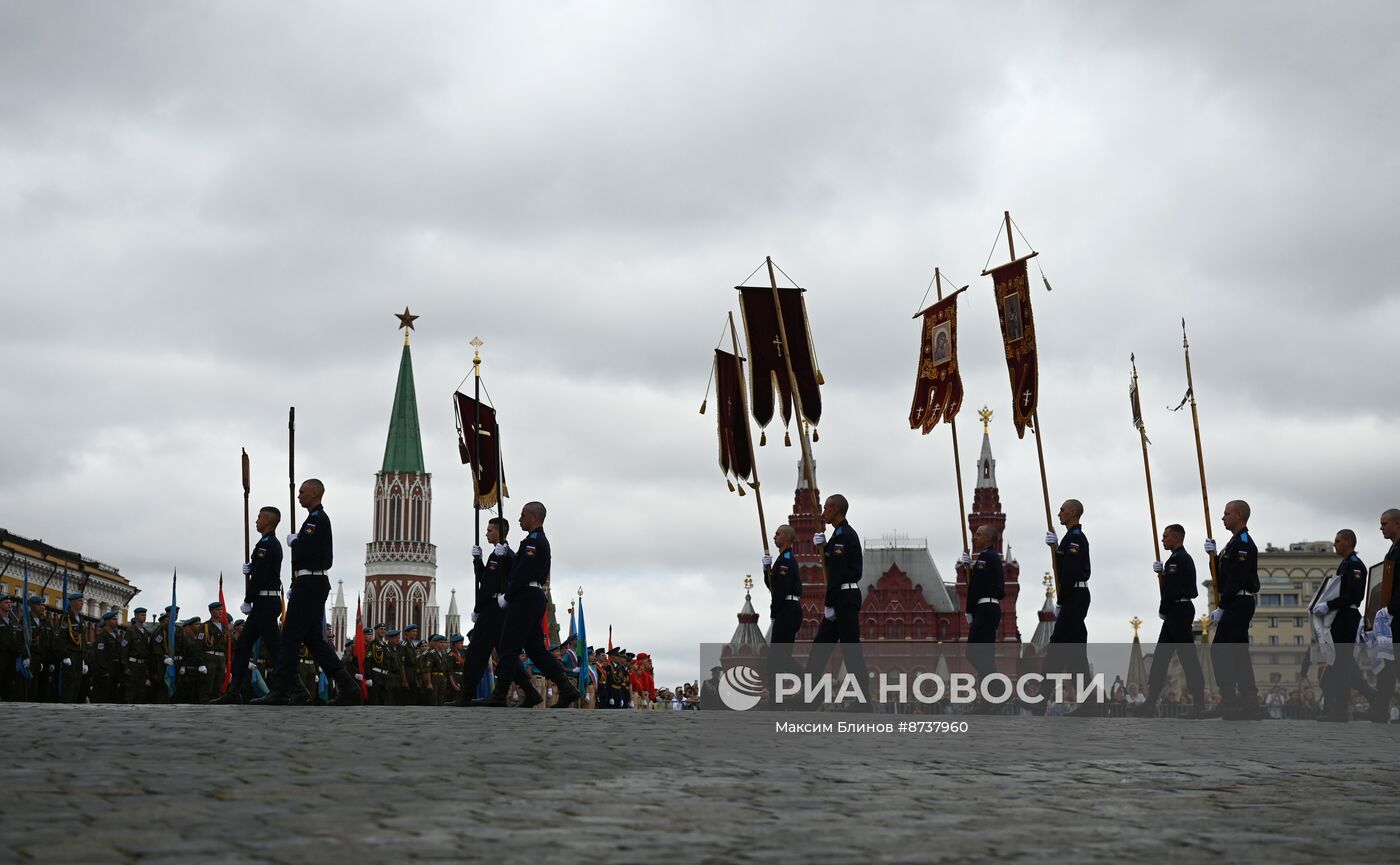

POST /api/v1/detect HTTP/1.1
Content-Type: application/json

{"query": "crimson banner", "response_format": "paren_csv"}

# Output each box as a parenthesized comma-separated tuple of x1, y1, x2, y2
(453, 392, 504, 509)
(909, 291, 965, 433)
(989, 258, 1039, 438)
(713, 349, 755, 484)
(737, 286, 822, 432)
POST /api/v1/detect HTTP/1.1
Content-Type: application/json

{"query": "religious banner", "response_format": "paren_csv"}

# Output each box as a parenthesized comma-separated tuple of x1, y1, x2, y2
(737, 286, 822, 434)
(908, 289, 965, 433)
(988, 258, 1039, 438)
(453, 393, 505, 509)
(713, 349, 755, 487)
(1129, 366, 1149, 443)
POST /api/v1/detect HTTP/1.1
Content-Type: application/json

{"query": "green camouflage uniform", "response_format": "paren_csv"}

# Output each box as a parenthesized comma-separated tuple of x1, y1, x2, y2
(90, 624, 122, 702)
(52, 610, 86, 703)
(397, 640, 419, 707)
(122, 622, 154, 704)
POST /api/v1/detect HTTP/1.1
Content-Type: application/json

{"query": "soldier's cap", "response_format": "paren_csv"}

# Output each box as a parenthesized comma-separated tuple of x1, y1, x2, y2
(185, 616, 202, 625)
(363, 628, 373, 635)
(710, 666, 724, 673)
(403, 623, 419, 632)
(67, 592, 83, 602)
(386, 629, 401, 637)
(28, 596, 45, 605)
(233, 619, 245, 627)
(101, 611, 118, 622)
(450, 634, 464, 644)
(0, 594, 12, 603)
(208, 601, 223, 610)
(165, 605, 179, 613)
(374, 622, 386, 630)
(174, 618, 187, 626)
(133, 607, 147, 614)
(608, 648, 622, 655)
(344, 639, 354, 648)
(429, 633, 445, 642)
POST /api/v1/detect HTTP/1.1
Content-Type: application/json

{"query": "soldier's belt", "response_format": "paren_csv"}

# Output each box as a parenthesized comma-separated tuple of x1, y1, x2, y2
(974, 597, 998, 606)
(205, 651, 225, 656)
(371, 668, 388, 675)
(527, 582, 546, 589)
(293, 569, 327, 577)
(1069, 581, 1088, 589)
(838, 583, 859, 591)
(432, 671, 445, 677)
(783, 595, 801, 602)
(257, 590, 280, 597)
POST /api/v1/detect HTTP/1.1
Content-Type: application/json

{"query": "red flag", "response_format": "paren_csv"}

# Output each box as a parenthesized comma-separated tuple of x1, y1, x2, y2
(987, 258, 1039, 438)
(737, 285, 823, 433)
(354, 597, 367, 700)
(909, 288, 967, 434)
(453, 393, 506, 509)
(608, 625, 613, 654)
(713, 349, 756, 485)
(218, 574, 231, 694)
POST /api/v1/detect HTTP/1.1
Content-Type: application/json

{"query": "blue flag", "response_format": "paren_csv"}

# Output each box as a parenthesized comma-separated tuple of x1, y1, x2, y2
(250, 639, 269, 697)
(17, 565, 32, 681)
(576, 596, 590, 693)
(165, 569, 178, 696)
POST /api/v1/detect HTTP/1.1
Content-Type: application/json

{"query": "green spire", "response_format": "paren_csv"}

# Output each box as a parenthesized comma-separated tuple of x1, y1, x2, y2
(382, 343, 425, 473)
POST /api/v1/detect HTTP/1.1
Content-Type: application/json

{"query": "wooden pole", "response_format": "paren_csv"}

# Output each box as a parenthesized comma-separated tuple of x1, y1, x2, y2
(1181, 320, 1221, 607)
(288, 406, 296, 536)
(1131, 356, 1163, 587)
(728, 311, 770, 557)
(473, 341, 482, 548)
(936, 268, 971, 555)
(764, 257, 829, 585)
(241, 448, 251, 599)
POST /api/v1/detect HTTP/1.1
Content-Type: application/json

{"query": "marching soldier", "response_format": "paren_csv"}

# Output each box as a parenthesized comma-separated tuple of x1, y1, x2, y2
(1372, 507, 1400, 723)
(447, 634, 465, 703)
(399, 623, 422, 706)
(296, 644, 319, 702)
(764, 524, 804, 705)
(1044, 500, 1095, 715)
(1139, 524, 1206, 718)
(53, 592, 87, 703)
(1312, 529, 1367, 722)
(203, 602, 232, 699)
(365, 625, 389, 706)
(960, 524, 1006, 697)
(178, 617, 208, 703)
(454, 516, 537, 707)
(384, 629, 405, 706)
(1206, 499, 1262, 720)
(424, 634, 447, 705)
(803, 494, 871, 707)
(91, 612, 122, 702)
(21, 596, 50, 701)
(214, 508, 283, 705)
(0, 594, 19, 701)
(122, 608, 153, 704)
(251, 479, 360, 706)
(474, 501, 582, 708)
(153, 607, 177, 704)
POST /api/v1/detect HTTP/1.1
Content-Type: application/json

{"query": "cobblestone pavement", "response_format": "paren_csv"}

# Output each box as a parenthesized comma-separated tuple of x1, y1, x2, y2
(3, 705, 1394, 864)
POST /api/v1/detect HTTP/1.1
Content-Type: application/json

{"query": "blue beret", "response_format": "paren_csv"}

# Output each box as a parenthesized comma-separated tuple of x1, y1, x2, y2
(133, 607, 147, 614)
(233, 619, 245, 627)
(386, 629, 401, 637)
(165, 605, 179, 613)
(450, 634, 465, 644)
(185, 616, 202, 625)
(403, 623, 419, 632)
(101, 611, 118, 621)
(429, 633, 445, 642)
(67, 592, 83, 602)
(208, 601, 223, 610)
(344, 639, 354, 647)
(28, 596, 45, 605)
(374, 622, 386, 629)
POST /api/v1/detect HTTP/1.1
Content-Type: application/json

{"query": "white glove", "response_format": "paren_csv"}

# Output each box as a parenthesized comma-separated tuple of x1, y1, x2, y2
(1152, 561, 1164, 573)
(470, 612, 479, 623)
(165, 657, 175, 667)
(965, 614, 973, 625)
(493, 544, 509, 556)
(1054, 605, 1061, 617)
(1159, 613, 1166, 621)
(1312, 602, 1330, 616)
(1203, 539, 1217, 554)
(823, 606, 835, 621)
(354, 673, 364, 681)
(63, 657, 72, 667)
(21, 658, 29, 669)
(241, 563, 252, 576)
(496, 594, 507, 609)
(82, 663, 89, 674)
(365, 679, 373, 687)
(1210, 608, 1223, 625)
(762, 554, 773, 568)
(286, 533, 298, 546)
(249, 662, 257, 670)
(198, 665, 208, 674)
(959, 553, 972, 566)
(1045, 532, 1058, 546)
(240, 602, 253, 615)
(813, 532, 827, 546)
(471, 545, 483, 557)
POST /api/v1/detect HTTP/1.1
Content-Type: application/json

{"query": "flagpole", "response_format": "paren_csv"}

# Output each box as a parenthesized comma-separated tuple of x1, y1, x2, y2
(288, 406, 296, 538)
(764, 257, 829, 584)
(1181, 320, 1221, 607)
(472, 338, 483, 547)
(241, 448, 252, 597)
(728, 311, 771, 558)
(935, 268, 971, 555)
(1131, 356, 1163, 583)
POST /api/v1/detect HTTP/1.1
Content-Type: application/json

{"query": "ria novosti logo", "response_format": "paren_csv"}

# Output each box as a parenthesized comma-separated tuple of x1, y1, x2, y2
(718, 664, 765, 711)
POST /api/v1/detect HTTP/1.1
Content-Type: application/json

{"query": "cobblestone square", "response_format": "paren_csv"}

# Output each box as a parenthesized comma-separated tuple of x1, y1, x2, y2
(3, 705, 1393, 864)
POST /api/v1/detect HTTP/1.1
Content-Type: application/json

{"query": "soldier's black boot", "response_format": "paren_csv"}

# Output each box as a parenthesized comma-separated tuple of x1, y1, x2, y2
(519, 681, 545, 708)
(1182, 692, 1208, 719)
(468, 678, 512, 707)
(552, 679, 582, 709)
(249, 677, 292, 706)
(331, 670, 363, 706)
(209, 683, 242, 705)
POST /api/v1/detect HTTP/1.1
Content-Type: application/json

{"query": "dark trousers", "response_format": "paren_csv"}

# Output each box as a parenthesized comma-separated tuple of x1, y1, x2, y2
(273, 575, 343, 686)
(1322, 608, 1362, 718)
(232, 607, 281, 691)
(1211, 596, 1257, 706)
(1147, 606, 1205, 703)
(494, 588, 573, 692)
(805, 596, 869, 698)
(461, 607, 529, 697)
(768, 601, 803, 700)
(1044, 588, 1091, 692)
(1375, 659, 1398, 720)
(0, 652, 16, 701)
(967, 603, 1002, 682)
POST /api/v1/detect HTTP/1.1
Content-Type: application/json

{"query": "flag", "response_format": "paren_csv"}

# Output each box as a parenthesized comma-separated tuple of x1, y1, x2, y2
(576, 597, 590, 693)
(218, 573, 231, 694)
(737, 285, 823, 436)
(1129, 370, 1150, 443)
(354, 596, 367, 700)
(909, 289, 966, 433)
(165, 569, 178, 697)
(250, 640, 269, 697)
(453, 392, 506, 509)
(608, 624, 613, 654)
(987, 258, 1039, 438)
(712, 349, 756, 488)
(17, 565, 32, 681)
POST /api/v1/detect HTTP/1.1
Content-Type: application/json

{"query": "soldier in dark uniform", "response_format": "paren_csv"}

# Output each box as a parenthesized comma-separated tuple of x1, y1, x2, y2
(252, 479, 361, 706)
(1206, 499, 1262, 721)
(425, 634, 448, 705)
(366, 625, 390, 706)
(473, 501, 582, 708)
(23, 596, 51, 702)
(122, 608, 153, 704)
(446, 634, 465, 703)
(803, 494, 871, 708)
(54, 592, 87, 703)
(1313, 529, 1367, 722)
(1044, 499, 1095, 714)
(1370, 507, 1400, 723)
(764, 524, 804, 705)
(91, 611, 122, 702)
(960, 525, 1006, 694)
(203, 602, 232, 698)
(0, 594, 19, 701)
(398, 623, 422, 706)
(153, 607, 177, 704)
(384, 628, 405, 706)
(455, 517, 537, 707)
(213, 507, 283, 705)
(1138, 524, 1206, 718)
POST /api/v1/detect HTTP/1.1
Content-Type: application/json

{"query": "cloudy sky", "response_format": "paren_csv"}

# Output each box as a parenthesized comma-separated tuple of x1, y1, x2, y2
(3, 2, 1397, 684)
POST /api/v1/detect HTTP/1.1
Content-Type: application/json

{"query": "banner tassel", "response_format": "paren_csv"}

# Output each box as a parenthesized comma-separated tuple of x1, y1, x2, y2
(812, 427, 820, 443)
(816, 369, 825, 386)
(784, 430, 792, 447)
(737, 485, 746, 497)
(699, 399, 707, 415)
(726, 479, 735, 493)
(759, 430, 767, 447)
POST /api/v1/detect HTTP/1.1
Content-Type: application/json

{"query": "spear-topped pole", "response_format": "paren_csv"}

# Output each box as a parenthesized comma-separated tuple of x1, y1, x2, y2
(1181, 320, 1221, 607)
(472, 336, 483, 547)
(727, 311, 770, 558)
(287, 406, 296, 539)
(241, 448, 252, 594)
(1130, 355, 1162, 585)
(935, 267, 971, 555)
